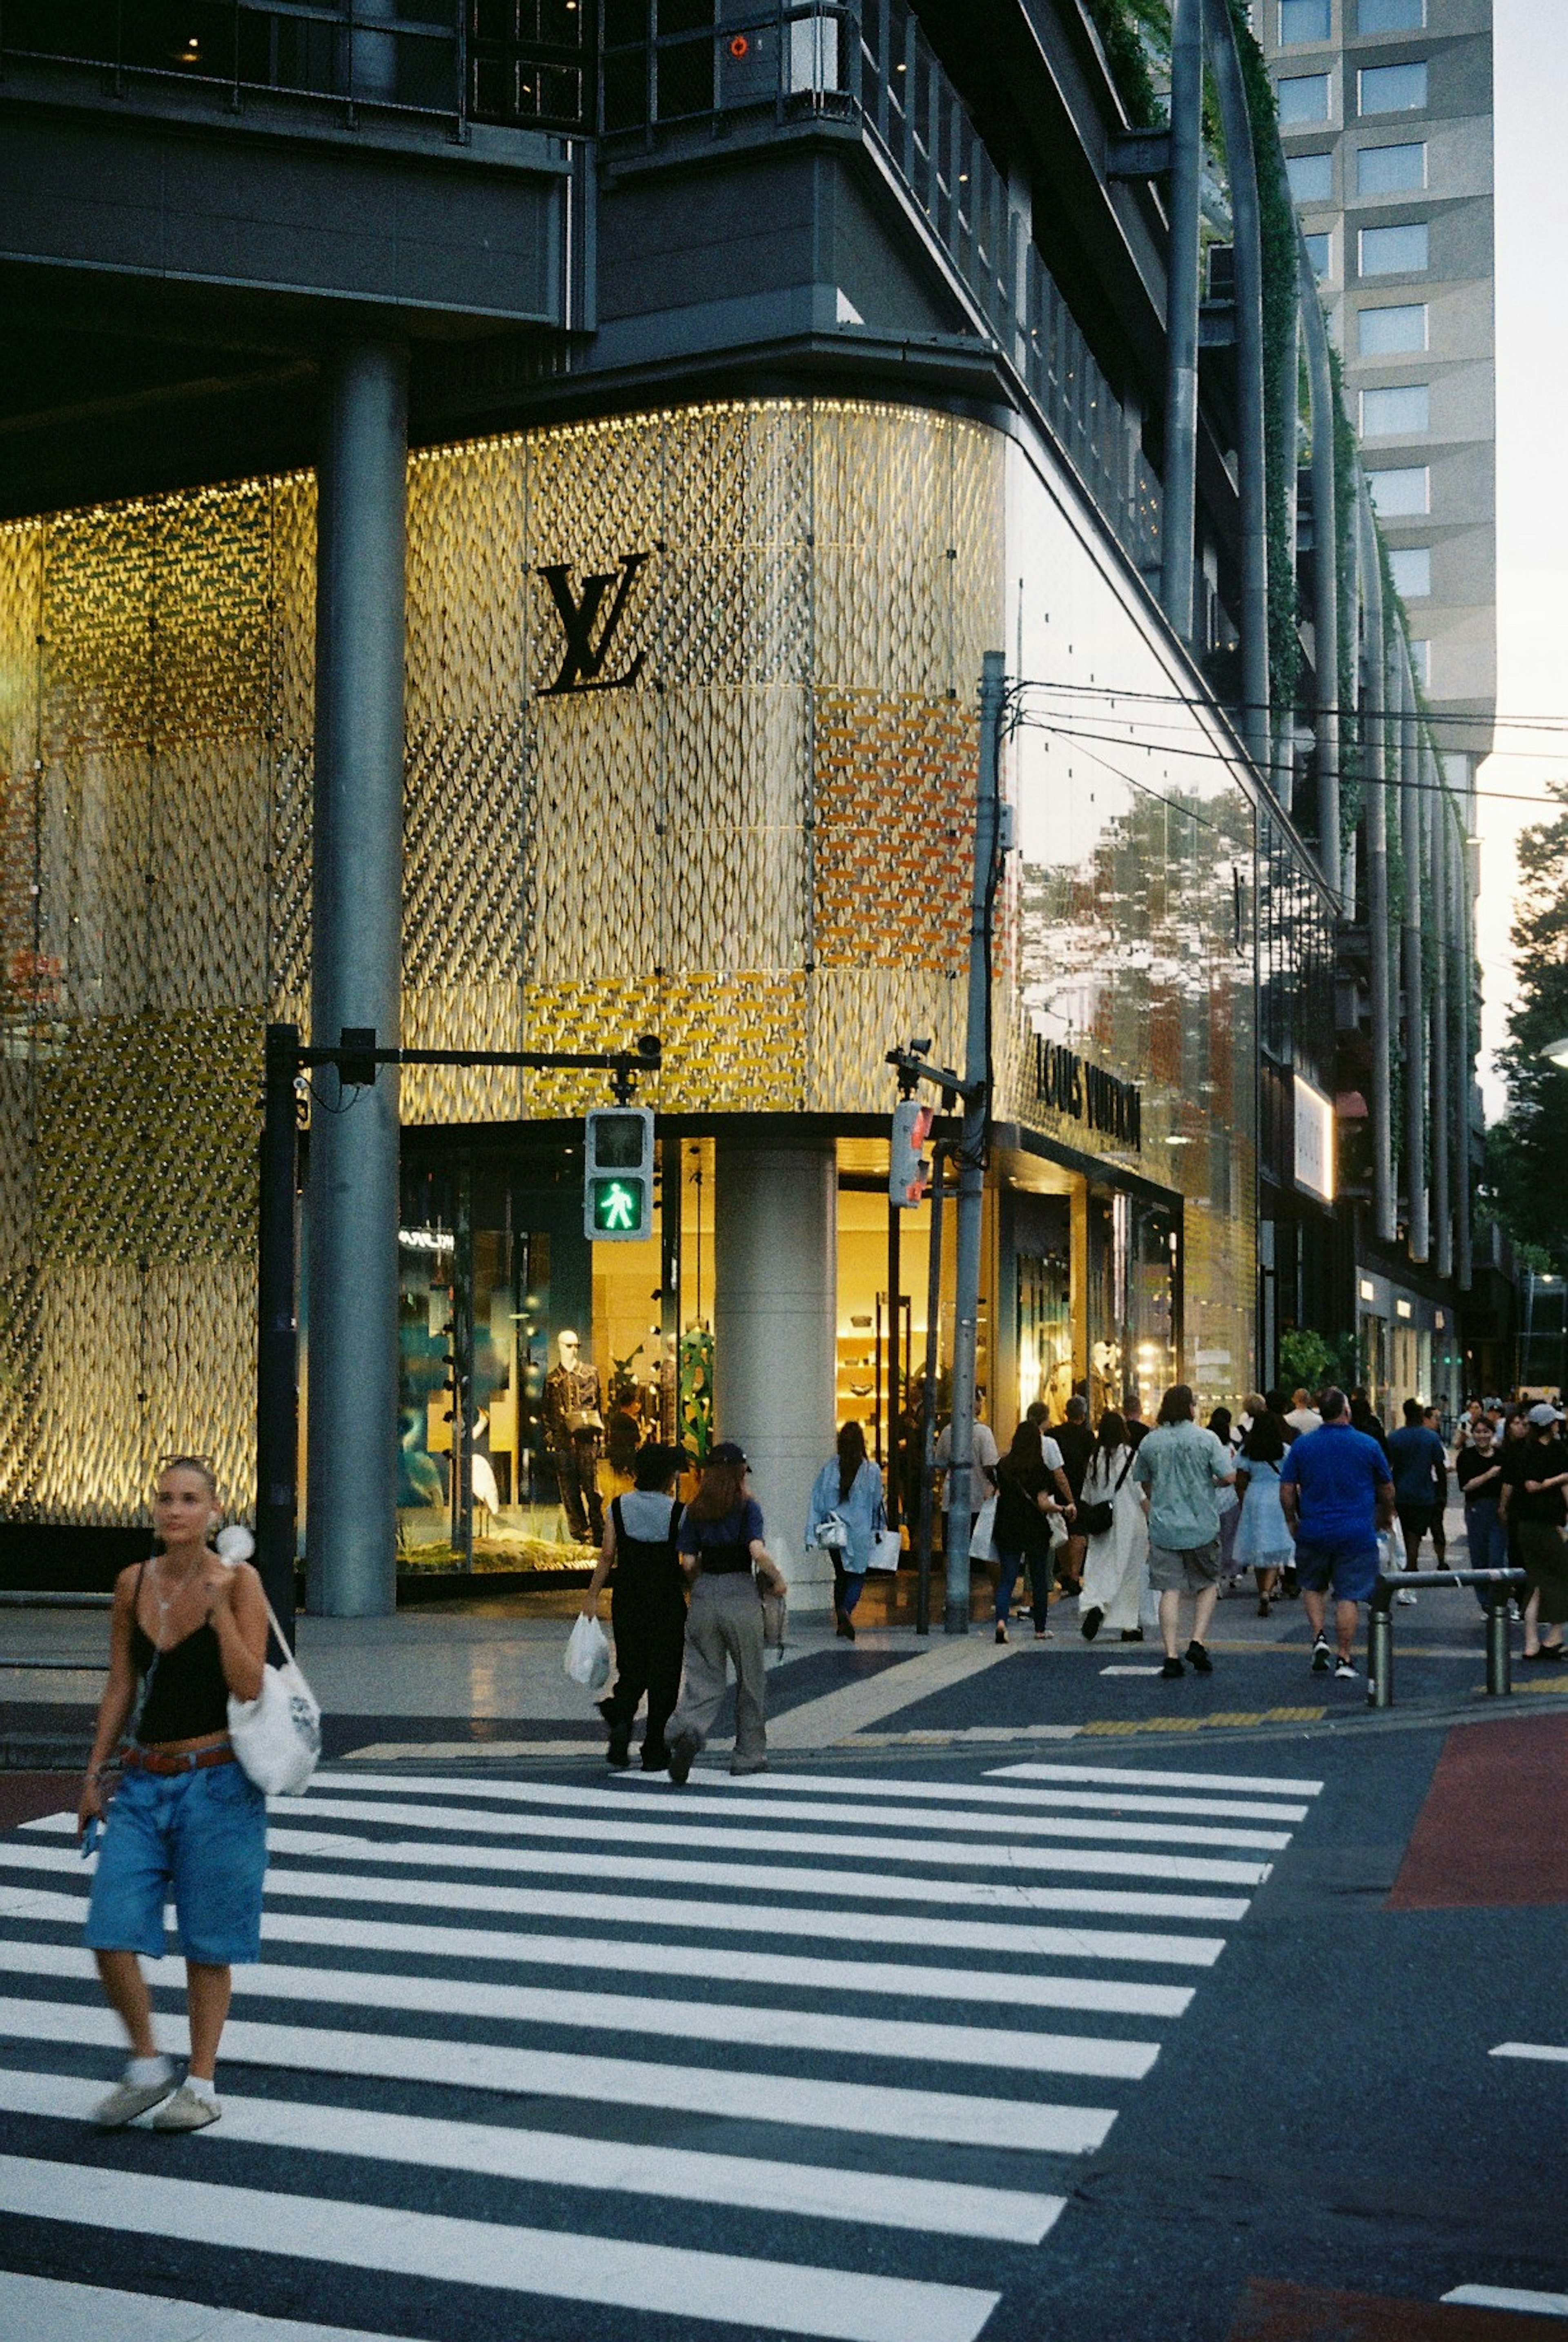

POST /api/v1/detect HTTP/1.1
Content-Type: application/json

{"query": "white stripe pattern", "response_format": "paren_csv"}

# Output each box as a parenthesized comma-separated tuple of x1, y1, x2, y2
(0, 1753, 1310, 2342)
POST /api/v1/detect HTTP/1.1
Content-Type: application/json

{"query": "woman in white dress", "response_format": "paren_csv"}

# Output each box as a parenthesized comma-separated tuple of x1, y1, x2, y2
(1077, 1412, 1150, 1642)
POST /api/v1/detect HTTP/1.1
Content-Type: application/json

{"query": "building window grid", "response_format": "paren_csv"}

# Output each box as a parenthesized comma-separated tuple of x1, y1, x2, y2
(1359, 220, 1429, 276)
(1359, 301, 1428, 356)
(1357, 140, 1426, 196)
(1359, 60, 1428, 116)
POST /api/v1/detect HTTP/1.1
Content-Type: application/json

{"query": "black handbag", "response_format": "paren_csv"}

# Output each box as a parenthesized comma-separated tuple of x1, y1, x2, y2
(1079, 1449, 1135, 1539)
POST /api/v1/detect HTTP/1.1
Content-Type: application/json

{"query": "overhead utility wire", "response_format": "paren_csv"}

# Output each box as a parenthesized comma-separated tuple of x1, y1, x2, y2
(1015, 674, 1568, 744)
(1013, 709, 1546, 809)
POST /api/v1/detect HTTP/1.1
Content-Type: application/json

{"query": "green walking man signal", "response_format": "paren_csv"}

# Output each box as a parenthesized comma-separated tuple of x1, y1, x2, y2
(584, 1106, 655, 1242)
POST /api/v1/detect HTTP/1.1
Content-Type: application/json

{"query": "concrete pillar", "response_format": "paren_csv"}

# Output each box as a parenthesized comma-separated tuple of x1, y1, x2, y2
(714, 1132, 837, 1614)
(306, 342, 408, 1618)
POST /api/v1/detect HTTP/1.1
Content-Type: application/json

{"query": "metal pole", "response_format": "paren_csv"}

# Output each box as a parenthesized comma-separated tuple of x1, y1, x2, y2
(1273, 290, 1300, 813)
(886, 1195, 902, 1529)
(915, 1148, 947, 1637)
(306, 340, 408, 1618)
(1399, 654, 1428, 1263)
(1361, 494, 1395, 1243)
(1368, 1592, 1393, 1709)
(1160, 0, 1203, 640)
(1204, 0, 1270, 773)
(1485, 1591, 1511, 1696)
(1429, 749, 1452, 1283)
(944, 651, 1004, 1636)
(1299, 241, 1341, 905)
(256, 1022, 301, 1645)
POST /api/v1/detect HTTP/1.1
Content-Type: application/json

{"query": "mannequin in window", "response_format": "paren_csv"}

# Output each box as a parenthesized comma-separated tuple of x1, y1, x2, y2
(544, 1328, 604, 1544)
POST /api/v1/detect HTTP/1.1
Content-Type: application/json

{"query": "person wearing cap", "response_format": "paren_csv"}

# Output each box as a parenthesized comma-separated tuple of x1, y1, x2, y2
(1501, 1403, 1568, 1662)
(663, 1442, 787, 1782)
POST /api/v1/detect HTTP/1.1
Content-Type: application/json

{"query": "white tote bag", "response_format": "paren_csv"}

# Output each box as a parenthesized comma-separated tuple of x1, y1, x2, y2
(970, 1493, 998, 1563)
(867, 1525, 903, 1571)
(216, 1528, 321, 1798)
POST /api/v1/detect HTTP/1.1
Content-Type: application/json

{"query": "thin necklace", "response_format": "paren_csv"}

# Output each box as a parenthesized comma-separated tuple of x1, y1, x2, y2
(145, 1551, 200, 1650)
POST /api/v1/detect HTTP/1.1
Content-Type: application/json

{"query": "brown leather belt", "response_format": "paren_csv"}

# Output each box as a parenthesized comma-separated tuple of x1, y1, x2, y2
(123, 1742, 235, 1776)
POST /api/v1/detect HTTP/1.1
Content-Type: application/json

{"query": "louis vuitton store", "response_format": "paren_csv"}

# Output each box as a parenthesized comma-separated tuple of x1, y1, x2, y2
(0, 395, 1261, 1602)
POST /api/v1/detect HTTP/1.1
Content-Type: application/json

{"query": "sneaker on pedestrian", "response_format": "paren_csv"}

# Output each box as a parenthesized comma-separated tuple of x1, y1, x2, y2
(93, 2057, 174, 2129)
(1120, 1628, 1145, 1642)
(1080, 1605, 1105, 1642)
(1160, 1654, 1185, 1679)
(151, 2082, 220, 2133)
(1185, 1639, 1214, 1674)
(730, 1757, 770, 1776)
(1311, 1635, 1332, 1673)
(1508, 1600, 1522, 1624)
(605, 1718, 632, 1769)
(1394, 1588, 1418, 1606)
(640, 1740, 669, 1773)
(1334, 1655, 1359, 1681)
(666, 1729, 700, 1786)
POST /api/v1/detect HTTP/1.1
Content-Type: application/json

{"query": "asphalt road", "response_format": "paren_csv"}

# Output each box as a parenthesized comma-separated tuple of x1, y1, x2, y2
(0, 1710, 1564, 2342)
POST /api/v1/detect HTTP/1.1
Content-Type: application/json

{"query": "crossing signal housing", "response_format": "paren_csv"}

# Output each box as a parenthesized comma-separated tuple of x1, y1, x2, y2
(584, 1107, 655, 1241)
(889, 1098, 935, 1207)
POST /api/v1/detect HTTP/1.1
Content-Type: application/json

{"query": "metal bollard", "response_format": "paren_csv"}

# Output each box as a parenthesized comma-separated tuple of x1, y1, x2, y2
(1486, 1594, 1512, 1696)
(1368, 1600, 1394, 1709)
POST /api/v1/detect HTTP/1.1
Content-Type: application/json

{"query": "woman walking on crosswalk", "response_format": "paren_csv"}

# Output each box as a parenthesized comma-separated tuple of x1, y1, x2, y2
(664, 1442, 788, 1783)
(75, 1455, 270, 2133)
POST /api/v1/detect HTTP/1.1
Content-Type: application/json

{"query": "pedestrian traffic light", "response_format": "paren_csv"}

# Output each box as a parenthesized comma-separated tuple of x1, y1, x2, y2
(889, 1097, 935, 1207)
(584, 1107, 655, 1241)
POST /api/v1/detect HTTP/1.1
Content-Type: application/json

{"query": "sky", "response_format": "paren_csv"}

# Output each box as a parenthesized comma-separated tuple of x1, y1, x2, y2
(1474, 0, 1568, 1113)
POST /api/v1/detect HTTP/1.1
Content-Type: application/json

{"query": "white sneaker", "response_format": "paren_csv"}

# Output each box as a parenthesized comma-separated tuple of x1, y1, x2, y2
(93, 2060, 174, 2128)
(1394, 1588, 1418, 1606)
(150, 2084, 221, 2132)
(1334, 1656, 1359, 1680)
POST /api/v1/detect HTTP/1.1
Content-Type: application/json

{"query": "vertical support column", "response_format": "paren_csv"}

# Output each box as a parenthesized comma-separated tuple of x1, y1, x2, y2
(1360, 495, 1395, 1244)
(713, 1132, 837, 1614)
(306, 342, 408, 1619)
(1454, 816, 1474, 1292)
(1299, 246, 1340, 903)
(1399, 656, 1428, 1265)
(256, 1022, 301, 1646)
(1273, 291, 1301, 813)
(1441, 754, 1460, 1283)
(1204, 0, 1270, 773)
(1160, 0, 1203, 641)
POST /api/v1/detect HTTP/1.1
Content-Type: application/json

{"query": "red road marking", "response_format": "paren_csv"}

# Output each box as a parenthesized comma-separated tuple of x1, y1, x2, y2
(1389, 1713, 1568, 1908)
(1228, 2277, 1568, 2340)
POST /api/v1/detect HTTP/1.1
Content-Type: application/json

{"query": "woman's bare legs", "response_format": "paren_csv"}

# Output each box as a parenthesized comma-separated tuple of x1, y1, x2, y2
(186, 1961, 232, 2082)
(94, 1950, 158, 2060)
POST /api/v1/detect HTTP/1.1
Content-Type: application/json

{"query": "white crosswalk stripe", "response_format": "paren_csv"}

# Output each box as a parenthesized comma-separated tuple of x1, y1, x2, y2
(0, 1755, 1310, 2341)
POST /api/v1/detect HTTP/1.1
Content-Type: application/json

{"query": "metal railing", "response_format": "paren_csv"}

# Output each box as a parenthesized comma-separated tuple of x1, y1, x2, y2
(600, 0, 1162, 577)
(1367, 1567, 1526, 1709)
(0, 1, 593, 138)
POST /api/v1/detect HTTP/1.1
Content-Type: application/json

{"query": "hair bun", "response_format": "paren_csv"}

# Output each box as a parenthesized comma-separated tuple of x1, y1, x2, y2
(214, 1524, 255, 1563)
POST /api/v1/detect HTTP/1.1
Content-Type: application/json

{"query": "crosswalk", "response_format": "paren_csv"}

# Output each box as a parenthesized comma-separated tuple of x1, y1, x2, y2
(0, 1749, 1323, 2342)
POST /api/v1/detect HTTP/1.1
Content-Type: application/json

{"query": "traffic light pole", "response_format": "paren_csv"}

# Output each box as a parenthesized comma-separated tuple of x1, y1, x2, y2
(943, 651, 1005, 1636)
(256, 1023, 659, 1632)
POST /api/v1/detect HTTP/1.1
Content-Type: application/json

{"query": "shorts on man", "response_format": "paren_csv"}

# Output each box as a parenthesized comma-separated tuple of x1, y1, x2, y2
(1292, 1536, 1380, 1605)
(1147, 1539, 1221, 1594)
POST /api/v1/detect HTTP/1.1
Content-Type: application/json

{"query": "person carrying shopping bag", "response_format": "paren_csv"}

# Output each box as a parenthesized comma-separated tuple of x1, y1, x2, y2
(1077, 1411, 1149, 1642)
(76, 1455, 270, 2133)
(807, 1420, 884, 1642)
(580, 1442, 688, 1772)
(664, 1443, 787, 1783)
(992, 1420, 1069, 1642)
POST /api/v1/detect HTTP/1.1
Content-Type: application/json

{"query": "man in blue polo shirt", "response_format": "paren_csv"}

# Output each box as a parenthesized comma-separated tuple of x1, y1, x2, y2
(1280, 1385, 1396, 1682)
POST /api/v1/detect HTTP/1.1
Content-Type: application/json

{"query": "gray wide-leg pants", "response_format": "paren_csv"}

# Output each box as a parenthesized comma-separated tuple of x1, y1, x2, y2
(669, 1571, 768, 1767)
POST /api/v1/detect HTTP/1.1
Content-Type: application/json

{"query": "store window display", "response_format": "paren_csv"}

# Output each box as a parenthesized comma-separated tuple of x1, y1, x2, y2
(544, 1328, 605, 1546)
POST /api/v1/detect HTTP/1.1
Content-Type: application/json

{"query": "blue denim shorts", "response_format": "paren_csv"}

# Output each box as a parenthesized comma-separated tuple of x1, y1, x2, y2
(84, 1756, 268, 1965)
(1294, 1538, 1380, 1605)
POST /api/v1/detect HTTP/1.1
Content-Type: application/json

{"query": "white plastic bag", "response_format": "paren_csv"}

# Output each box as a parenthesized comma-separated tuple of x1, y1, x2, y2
(868, 1528, 903, 1572)
(970, 1494, 998, 1563)
(564, 1611, 611, 1690)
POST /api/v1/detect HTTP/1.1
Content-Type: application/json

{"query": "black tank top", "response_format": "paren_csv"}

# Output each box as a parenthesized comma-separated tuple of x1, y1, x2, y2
(130, 1563, 231, 1744)
(610, 1495, 685, 1598)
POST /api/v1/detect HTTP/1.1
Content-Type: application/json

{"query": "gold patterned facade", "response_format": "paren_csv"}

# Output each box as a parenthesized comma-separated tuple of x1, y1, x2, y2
(0, 397, 1258, 1528)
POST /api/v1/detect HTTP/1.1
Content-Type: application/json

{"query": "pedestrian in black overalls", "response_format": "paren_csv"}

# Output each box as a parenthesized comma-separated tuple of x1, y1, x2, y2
(580, 1444, 688, 1772)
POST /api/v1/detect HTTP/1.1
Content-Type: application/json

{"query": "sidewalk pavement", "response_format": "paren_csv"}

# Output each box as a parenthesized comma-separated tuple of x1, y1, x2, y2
(3, 1498, 1559, 1767)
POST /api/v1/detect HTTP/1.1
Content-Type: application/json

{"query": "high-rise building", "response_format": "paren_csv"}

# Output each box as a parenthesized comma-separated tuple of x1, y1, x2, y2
(1262, 0, 1497, 779)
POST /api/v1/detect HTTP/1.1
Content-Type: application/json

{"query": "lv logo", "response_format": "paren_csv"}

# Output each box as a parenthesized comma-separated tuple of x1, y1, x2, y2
(536, 550, 650, 693)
